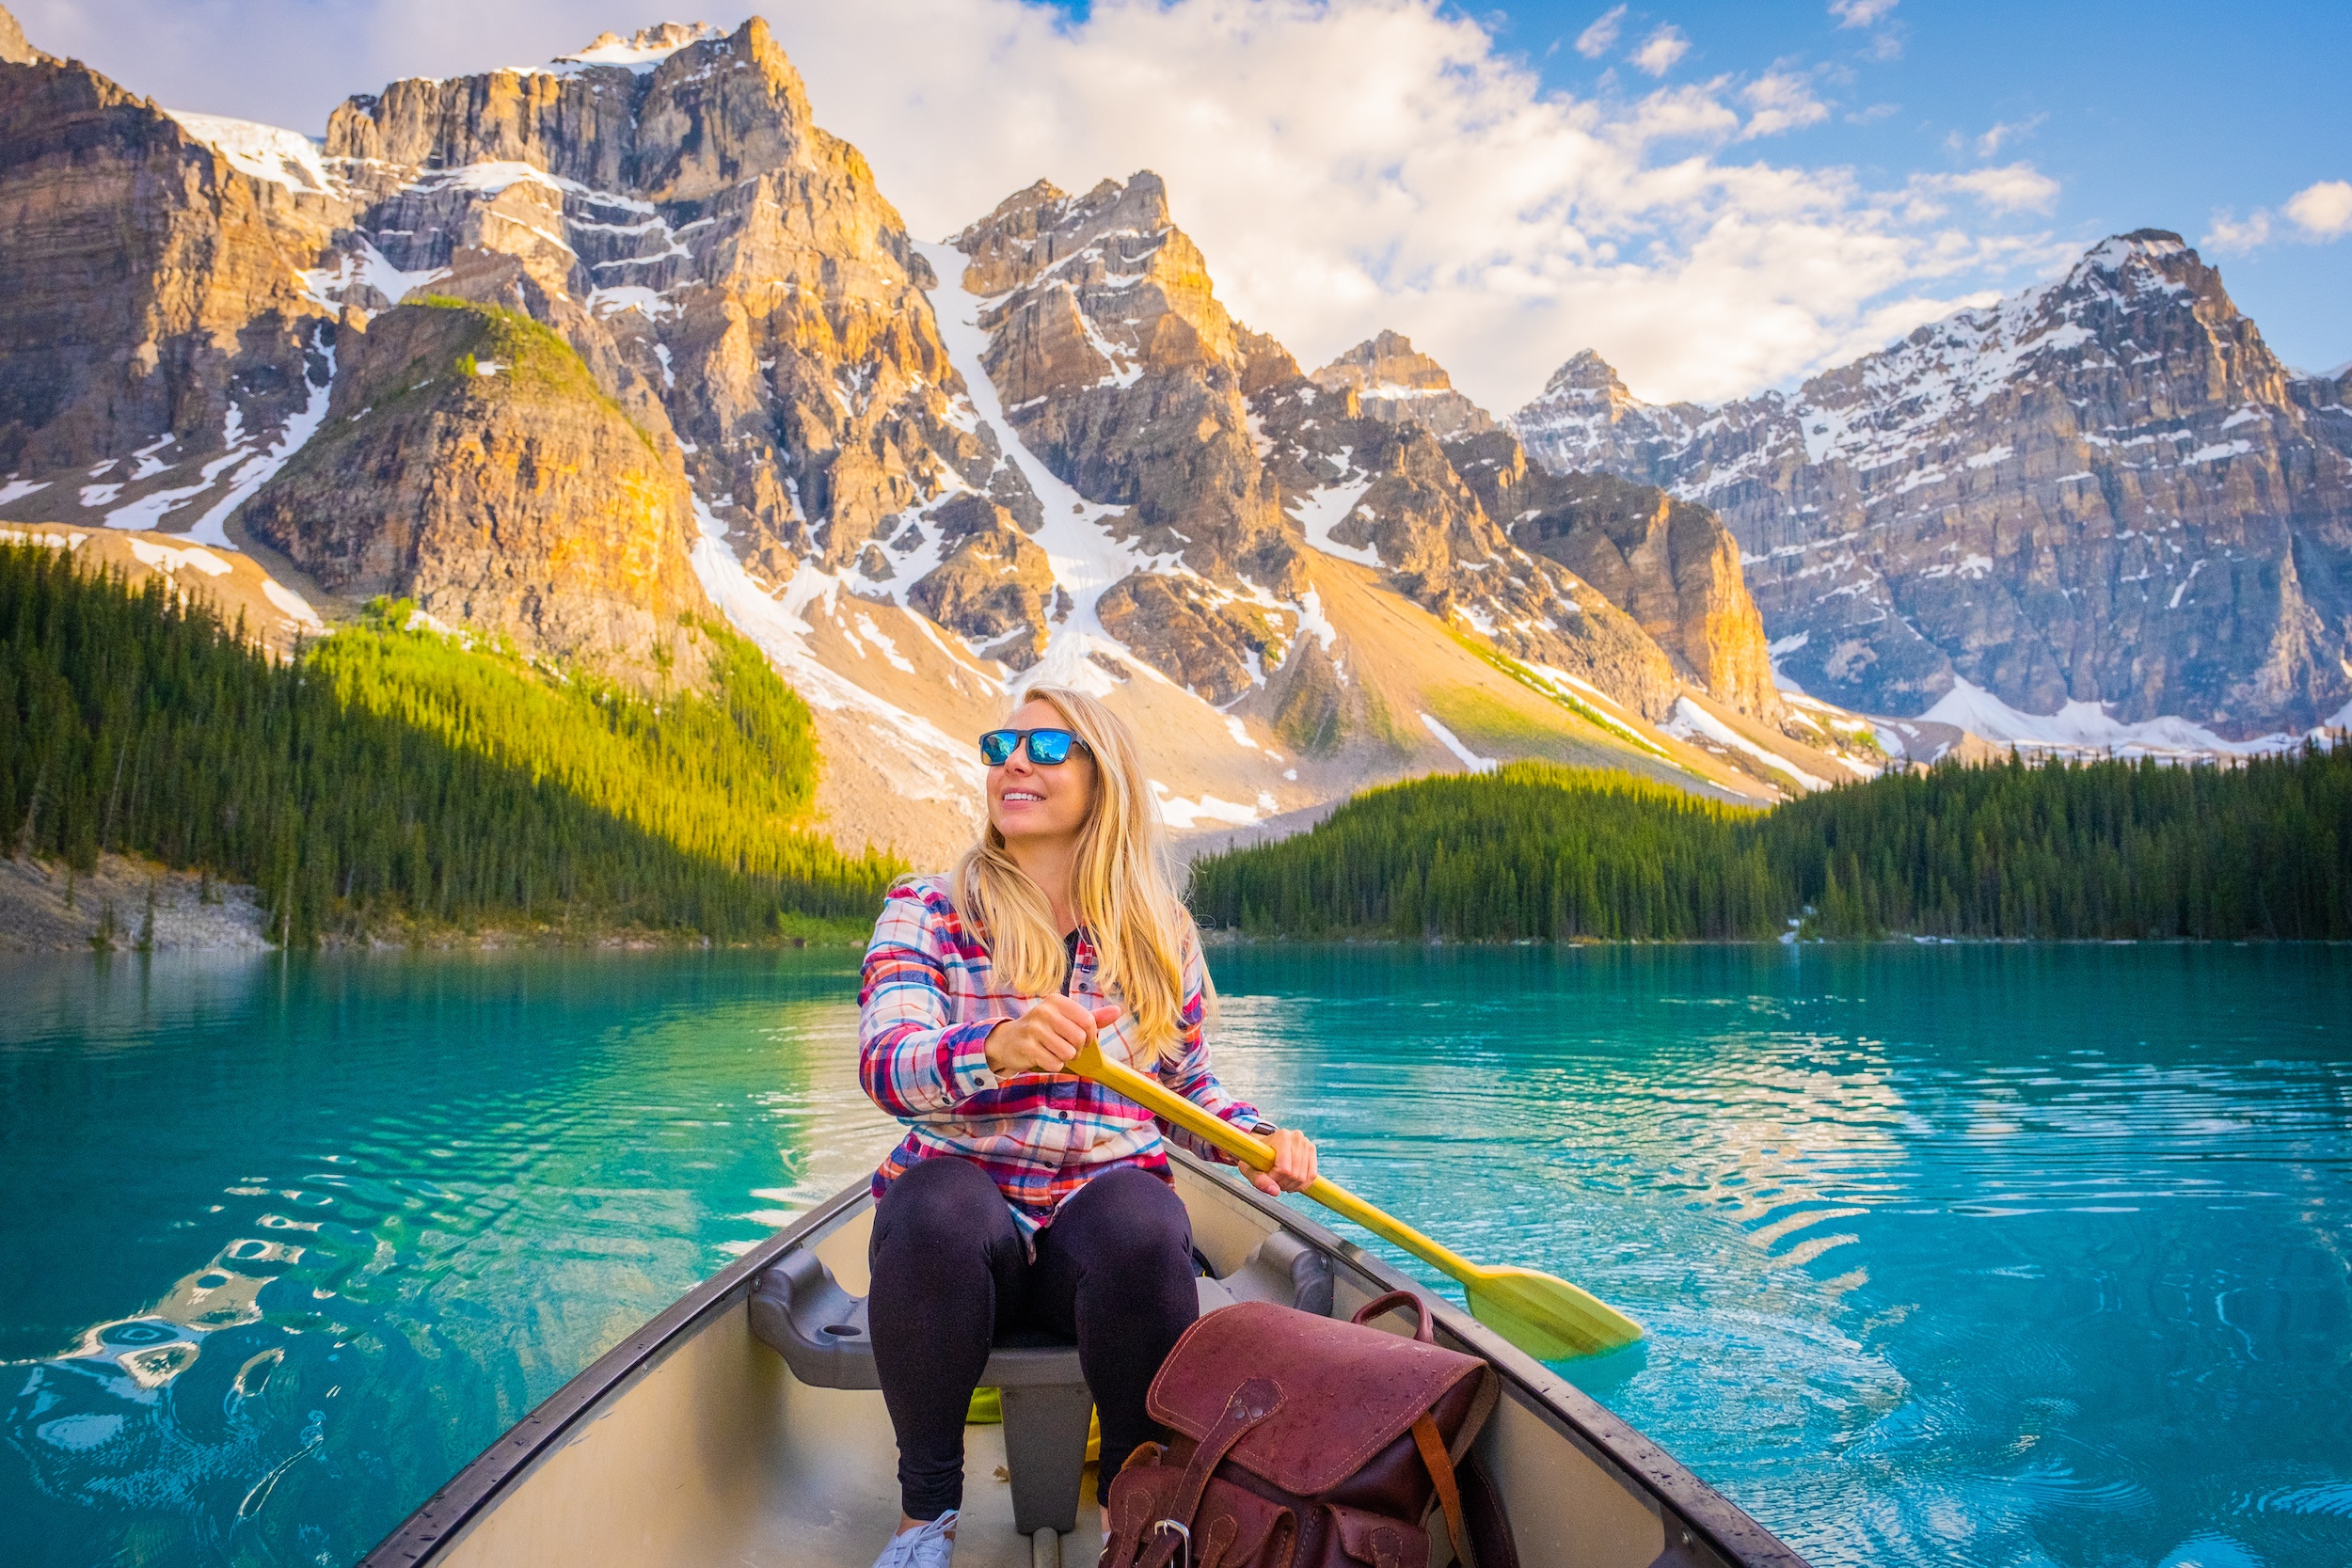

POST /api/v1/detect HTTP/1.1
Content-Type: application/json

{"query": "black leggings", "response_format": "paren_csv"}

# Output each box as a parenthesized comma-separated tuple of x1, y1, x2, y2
(867, 1156, 1199, 1520)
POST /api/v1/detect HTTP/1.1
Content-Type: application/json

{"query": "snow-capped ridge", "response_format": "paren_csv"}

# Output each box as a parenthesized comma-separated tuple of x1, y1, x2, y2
(552, 22, 723, 72)
(166, 111, 339, 197)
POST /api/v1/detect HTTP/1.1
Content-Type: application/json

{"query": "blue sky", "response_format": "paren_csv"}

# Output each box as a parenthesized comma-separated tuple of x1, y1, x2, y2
(25, 0, 2350, 402)
(1494, 0, 2352, 372)
(1033, 0, 2352, 377)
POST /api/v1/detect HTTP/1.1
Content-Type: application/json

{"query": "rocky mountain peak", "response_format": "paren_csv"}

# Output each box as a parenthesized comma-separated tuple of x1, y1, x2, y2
(556, 22, 726, 69)
(1516, 231, 2352, 737)
(1540, 347, 1631, 400)
(0, 5, 33, 66)
(1310, 329, 1495, 441)
(1316, 329, 1450, 391)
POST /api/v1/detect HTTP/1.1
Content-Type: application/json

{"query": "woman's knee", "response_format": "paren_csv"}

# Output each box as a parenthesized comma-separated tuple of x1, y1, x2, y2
(872, 1156, 1015, 1262)
(1061, 1166, 1193, 1275)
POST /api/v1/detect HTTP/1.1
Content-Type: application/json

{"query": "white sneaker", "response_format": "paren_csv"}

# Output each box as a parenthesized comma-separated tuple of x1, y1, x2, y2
(872, 1511, 957, 1568)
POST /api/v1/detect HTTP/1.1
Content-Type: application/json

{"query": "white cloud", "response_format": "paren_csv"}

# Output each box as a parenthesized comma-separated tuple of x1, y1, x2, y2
(29, 0, 2063, 409)
(1573, 5, 1627, 59)
(2202, 210, 2274, 253)
(1913, 164, 2062, 215)
(1629, 24, 1691, 76)
(1965, 116, 2042, 158)
(2284, 180, 2352, 239)
(1740, 71, 1831, 139)
(2204, 181, 2348, 255)
(1828, 0, 1899, 26)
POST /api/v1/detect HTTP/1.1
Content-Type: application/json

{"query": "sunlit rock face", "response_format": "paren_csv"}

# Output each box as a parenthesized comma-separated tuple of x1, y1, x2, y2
(1311, 330, 1497, 443)
(240, 301, 715, 675)
(0, 5, 1832, 853)
(0, 38, 338, 496)
(317, 17, 1014, 585)
(1447, 435, 1779, 722)
(1515, 233, 2352, 736)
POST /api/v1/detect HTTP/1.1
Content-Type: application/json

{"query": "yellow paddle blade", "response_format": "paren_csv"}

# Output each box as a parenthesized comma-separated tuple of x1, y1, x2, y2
(1464, 1264, 1645, 1360)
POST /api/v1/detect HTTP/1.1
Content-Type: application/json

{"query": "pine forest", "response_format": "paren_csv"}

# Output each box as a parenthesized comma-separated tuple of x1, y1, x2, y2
(1188, 752, 2352, 942)
(0, 545, 898, 944)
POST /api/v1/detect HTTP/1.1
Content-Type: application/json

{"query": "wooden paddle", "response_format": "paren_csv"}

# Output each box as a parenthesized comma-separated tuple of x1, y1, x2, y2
(1068, 1041, 1645, 1360)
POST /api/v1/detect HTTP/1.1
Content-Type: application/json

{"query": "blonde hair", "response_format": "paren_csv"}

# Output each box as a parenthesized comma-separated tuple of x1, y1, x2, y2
(953, 686, 1198, 1064)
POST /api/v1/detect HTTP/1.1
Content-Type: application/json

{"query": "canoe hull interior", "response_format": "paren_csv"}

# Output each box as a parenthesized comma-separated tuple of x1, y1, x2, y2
(364, 1155, 1805, 1568)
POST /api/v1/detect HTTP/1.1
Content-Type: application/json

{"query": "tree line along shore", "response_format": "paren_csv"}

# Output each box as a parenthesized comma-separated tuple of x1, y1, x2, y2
(1187, 749, 2352, 942)
(5, 543, 2346, 948)
(0, 544, 897, 947)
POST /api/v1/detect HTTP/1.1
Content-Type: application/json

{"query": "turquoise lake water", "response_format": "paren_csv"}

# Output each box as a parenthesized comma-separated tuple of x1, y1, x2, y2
(0, 944, 2345, 1568)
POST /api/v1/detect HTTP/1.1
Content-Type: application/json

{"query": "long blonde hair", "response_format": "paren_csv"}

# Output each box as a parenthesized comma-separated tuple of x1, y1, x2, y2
(953, 686, 1197, 1063)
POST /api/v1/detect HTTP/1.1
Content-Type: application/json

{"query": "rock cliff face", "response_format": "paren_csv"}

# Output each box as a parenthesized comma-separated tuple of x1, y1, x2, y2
(1242, 332, 1685, 724)
(1515, 233, 2352, 736)
(0, 38, 335, 513)
(240, 300, 711, 672)
(945, 173, 1302, 692)
(1447, 434, 1780, 720)
(314, 17, 1009, 587)
(1311, 330, 1496, 441)
(0, 5, 34, 66)
(1, 11, 1844, 857)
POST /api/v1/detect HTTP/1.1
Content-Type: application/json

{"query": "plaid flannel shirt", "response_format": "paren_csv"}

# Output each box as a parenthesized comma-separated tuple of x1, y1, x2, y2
(858, 875, 1261, 1239)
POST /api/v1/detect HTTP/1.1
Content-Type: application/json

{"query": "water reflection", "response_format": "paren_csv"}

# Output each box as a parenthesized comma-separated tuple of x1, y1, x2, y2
(1, 944, 2346, 1568)
(1203, 943, 2352, 1568)
(0, 950, 895, 1568)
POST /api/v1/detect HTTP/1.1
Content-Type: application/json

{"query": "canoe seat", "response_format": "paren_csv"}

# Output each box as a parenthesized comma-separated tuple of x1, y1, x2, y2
(749, 1227, 1333, 1537)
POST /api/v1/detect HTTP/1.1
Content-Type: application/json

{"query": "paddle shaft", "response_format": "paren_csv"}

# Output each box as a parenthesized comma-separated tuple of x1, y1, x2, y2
(1068, 1043, 1483, 1282)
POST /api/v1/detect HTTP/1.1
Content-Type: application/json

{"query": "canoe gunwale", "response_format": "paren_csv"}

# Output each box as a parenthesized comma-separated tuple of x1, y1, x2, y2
(360, 1154, 1806, 1568)
(1206, 1152, 1810, 1568)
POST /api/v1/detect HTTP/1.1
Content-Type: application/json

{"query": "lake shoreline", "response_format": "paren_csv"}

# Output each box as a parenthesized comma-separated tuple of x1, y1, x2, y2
(0, 853, 868, 953)
(1196, 927, 2352, 947)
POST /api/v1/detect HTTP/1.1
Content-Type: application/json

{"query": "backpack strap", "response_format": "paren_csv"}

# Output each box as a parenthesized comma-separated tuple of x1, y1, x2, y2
(1140, 1377, 1285, 1568)
(1411, 1412, 1477, 1568)
(1351, 1289, 1435, 1343)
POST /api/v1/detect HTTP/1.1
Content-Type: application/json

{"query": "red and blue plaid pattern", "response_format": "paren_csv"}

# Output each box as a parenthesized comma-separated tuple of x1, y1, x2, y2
(859, 875, 1261, 1237)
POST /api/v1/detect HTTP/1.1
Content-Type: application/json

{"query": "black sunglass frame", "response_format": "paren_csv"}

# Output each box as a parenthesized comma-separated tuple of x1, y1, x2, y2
(978, 728, 1092, 766)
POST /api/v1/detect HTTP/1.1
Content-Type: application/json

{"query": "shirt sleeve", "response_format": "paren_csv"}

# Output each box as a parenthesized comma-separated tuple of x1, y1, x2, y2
(858, 885, 1002, 1117)
(1152, 928, 1262, 1165)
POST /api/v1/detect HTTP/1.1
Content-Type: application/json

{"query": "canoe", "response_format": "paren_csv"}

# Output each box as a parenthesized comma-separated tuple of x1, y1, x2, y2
(360, 1150, 1808, 1568)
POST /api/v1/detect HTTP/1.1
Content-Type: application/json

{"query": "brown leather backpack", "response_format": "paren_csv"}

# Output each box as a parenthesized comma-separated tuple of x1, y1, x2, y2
(1103, 1293, 1503, 1568)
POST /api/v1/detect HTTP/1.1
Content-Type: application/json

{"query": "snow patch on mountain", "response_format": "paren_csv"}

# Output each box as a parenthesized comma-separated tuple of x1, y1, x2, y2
(167, 112, 339, 196)
(689, 495, 982, 803)
(1289, 473, 1379, 567)
(1420, 714, 1496, 773)
(914, 237, 1175, 658)
(1919, 680, 2302, 757)
(1665, 697, 1827, 791)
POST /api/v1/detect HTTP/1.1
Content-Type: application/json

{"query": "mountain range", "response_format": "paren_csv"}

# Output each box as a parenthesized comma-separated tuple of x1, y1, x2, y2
(1514, 237, 2352, 745)
(2, 9, 2340, 869)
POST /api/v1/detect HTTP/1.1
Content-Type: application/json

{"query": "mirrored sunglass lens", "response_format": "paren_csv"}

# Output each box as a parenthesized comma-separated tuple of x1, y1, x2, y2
(1027, 730, 1073, 764)
(978, 731, 1016, 764)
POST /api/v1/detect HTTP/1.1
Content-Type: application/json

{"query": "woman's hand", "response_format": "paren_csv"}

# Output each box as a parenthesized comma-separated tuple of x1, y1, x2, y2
(1249, 1128, 1317, 1197)
(984, 996, 1122, 1077)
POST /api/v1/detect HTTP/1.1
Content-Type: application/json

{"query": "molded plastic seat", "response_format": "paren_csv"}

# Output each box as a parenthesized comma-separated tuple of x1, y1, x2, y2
(749, 1229, 1333, 1536)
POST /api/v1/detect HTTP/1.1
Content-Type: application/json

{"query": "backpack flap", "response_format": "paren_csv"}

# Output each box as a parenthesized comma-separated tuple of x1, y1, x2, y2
(1145, 1302, 1496, 1497)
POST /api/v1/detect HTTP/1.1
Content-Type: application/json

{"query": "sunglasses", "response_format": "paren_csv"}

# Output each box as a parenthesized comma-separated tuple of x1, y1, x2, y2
(978, 728, 1093, 767)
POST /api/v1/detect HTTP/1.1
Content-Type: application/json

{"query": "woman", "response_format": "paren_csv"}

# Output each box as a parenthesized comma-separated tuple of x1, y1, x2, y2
(857, 686, 1318, 1568)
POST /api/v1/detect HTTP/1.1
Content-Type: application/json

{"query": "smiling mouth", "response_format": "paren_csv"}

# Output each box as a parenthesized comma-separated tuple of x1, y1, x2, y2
(1002, 789, 1044, 803)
